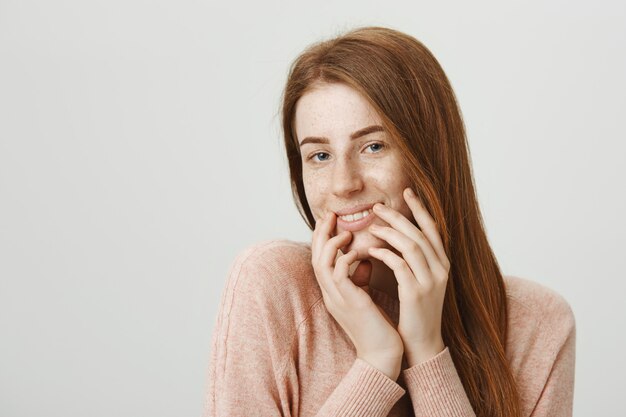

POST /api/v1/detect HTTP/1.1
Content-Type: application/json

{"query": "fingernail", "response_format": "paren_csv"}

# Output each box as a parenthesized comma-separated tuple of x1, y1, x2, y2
(406, 187, 414, 196)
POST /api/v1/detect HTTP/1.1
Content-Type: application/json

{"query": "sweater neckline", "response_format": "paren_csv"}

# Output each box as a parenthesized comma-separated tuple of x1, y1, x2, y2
(368, 286, 400, 315)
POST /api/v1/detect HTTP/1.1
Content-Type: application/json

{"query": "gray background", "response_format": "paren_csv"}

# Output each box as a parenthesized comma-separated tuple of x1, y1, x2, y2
(1, 0, 624, 416)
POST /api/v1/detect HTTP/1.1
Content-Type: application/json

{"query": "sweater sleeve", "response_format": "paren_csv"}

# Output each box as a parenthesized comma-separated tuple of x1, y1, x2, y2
(401, 346, 476, 417)
(203, 241, 407, 417)
(313, 357, 406, 416)
(399, 314, 577, 417)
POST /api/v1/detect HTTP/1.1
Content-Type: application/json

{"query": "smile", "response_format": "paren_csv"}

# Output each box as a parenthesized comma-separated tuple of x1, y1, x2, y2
(336, 207, 377, 232)
(339, 209, 373, 222)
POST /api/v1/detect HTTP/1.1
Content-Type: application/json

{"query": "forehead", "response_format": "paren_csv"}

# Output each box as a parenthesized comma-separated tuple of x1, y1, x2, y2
(294, 83, 382, 142)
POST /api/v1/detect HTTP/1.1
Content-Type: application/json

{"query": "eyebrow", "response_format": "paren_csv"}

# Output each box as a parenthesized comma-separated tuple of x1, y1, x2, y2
(298, 125, 385, 147)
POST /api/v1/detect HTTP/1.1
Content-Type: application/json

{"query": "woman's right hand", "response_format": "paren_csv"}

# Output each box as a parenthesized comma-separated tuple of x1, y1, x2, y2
(312, 211, 404, 381)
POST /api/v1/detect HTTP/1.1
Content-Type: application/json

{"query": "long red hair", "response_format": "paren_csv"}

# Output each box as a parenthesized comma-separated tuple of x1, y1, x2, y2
(280, 26, 521, 417)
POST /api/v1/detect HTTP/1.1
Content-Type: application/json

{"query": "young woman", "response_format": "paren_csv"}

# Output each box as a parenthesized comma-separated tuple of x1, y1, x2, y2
(204, 26, 576, 417)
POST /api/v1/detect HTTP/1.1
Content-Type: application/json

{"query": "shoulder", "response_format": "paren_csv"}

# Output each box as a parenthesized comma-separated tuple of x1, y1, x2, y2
(504, 275, 575, 329)
(227, 239, 315, 292)
(209, 240, 318, 390)
(503, 275, 576, 355)
(223, 239, 321, 326)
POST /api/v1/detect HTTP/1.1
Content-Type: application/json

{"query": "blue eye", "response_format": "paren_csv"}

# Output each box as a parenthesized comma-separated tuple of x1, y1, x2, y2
(367, 143, 384, 153)
(312, 152, 330, 162)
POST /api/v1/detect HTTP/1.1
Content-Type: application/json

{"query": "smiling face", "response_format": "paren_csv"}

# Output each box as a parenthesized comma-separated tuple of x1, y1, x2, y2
(294, 82, 415, 259)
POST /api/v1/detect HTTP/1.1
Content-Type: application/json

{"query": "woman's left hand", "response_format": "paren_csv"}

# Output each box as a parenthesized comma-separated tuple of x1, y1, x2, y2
(367, 187, 450, 367)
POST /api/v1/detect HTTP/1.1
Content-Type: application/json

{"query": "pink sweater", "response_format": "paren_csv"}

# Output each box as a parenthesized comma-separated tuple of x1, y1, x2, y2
(203, 240, 576, 416)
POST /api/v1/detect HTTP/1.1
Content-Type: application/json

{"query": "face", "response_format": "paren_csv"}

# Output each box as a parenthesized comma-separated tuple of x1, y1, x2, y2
(294, 82, 415, 260)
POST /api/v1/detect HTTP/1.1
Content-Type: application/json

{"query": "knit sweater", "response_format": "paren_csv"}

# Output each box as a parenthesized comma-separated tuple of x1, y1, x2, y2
(203, 239, 576, 417)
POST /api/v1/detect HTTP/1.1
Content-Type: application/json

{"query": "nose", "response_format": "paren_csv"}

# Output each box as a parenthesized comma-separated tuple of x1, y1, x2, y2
(331, 155, 363, 197)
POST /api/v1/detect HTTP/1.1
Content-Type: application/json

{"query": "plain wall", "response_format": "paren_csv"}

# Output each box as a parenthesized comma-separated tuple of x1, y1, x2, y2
(1, 0, 624, 416)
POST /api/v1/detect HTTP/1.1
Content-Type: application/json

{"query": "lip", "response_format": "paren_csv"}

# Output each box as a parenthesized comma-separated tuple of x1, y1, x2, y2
(336, 206, 378, 232)
(334, 203, 376, 216)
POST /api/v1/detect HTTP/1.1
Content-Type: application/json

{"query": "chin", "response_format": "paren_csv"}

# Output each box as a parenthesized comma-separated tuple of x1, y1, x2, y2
(340, 232, 387, 260)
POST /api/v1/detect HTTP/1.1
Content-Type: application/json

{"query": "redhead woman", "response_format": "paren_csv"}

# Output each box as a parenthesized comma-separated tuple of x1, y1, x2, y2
(203, 26, 576, 417)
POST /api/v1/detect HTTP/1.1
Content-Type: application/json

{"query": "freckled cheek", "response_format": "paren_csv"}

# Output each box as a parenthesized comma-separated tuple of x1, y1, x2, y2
(303, 173, 330, 221)
(371, 169, 413, 219)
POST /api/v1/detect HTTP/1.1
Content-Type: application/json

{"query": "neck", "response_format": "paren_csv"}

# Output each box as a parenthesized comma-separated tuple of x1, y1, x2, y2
(368, 258, 398, 300)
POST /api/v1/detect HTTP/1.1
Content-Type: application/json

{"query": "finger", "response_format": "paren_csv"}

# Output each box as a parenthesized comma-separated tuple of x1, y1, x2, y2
(372, 202, 416, 235)
(333, 249, 358, 282)
(312, 212, 335, 264)
(403, 188, 450, 270)
(320, 230, 352, 268)
(367, 247, 419, 291)
(369, 225, 433, 285)
(311, 214, 338, 293)
(311, 211, 329, 257)
(372, 198, 444, 274)
(333, 249, 366, 298)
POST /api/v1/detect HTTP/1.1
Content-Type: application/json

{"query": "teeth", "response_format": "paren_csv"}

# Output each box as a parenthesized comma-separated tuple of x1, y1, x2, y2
(339, 209, 372, 222)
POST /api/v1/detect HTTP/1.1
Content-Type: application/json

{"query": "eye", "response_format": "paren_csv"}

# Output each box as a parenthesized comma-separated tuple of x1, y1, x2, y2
(365, 142, 385, 153)
(310, 152, 330, 162)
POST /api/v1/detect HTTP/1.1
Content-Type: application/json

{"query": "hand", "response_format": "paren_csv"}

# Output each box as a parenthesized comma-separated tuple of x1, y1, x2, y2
(367, 187, 450, 367)
(312, 211, 404, 380)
